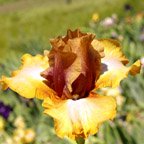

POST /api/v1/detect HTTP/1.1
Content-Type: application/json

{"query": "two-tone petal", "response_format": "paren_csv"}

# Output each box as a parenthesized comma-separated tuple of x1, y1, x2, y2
(1, 53, 53, 99)
(0, 29, 141, 140)
(94, 39, 141, 89)
(43, 92, 116, 139)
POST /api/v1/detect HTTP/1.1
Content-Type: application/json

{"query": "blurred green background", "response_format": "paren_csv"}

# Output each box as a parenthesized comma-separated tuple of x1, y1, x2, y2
(0, 0, 144, 144)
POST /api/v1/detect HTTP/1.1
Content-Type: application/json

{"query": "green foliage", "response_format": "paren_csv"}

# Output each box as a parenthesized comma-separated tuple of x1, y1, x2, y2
(0, 0, 144, 144)
(0, 0, 17, 5)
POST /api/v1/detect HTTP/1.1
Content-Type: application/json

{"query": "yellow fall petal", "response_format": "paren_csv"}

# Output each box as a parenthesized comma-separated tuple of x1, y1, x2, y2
(0, 53, 52, 99)
(43, 93, 116, 139)
(95, 39, 141, 89)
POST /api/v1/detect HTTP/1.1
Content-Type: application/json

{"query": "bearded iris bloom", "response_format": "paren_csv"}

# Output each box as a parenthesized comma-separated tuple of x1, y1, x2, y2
(0, 30, 141, 140)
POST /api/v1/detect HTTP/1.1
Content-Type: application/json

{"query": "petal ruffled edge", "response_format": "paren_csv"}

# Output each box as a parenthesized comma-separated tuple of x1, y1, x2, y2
(95, 39, 141, 89)
(0, 53, 53, 99)
(92, 39, 105, 58)
(99, 39, 129, 64)
(42, 92, 116, 139)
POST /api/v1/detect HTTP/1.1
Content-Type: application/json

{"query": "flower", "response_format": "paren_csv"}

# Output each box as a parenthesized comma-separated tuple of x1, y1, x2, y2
(0, 101, 12, 119)
(0, 116, 5, 131)
(91, 13, 99, 22)
(14, 116, 26, 129)
(13, 128, 25, 143)
(100, 17, 116, 28)
(140, 57, 144, 68)
(12, 116, 35, 144)
(5, 138, 13, 144)
(13, 127, 36, 144)
(23, 128, 36, 143)
(0, 29, 141, 139)
(100, 14, 118, 28)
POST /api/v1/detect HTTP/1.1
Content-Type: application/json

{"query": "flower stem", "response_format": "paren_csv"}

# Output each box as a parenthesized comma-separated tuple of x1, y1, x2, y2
(76, 137, 85, 144)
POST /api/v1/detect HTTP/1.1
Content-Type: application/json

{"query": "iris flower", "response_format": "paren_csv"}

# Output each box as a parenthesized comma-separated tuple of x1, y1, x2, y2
(0, 30, 141, 140)
(0, 101, 12, 119)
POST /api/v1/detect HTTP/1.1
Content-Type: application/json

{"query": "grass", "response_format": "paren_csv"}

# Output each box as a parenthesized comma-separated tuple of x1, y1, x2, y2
(0, 0, 144, 62)
(0, 0, 17, 5)
(0, 0, 144, 144)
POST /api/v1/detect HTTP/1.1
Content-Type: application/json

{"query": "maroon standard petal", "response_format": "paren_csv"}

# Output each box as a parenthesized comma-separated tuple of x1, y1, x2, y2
(41, 29, 101, 99)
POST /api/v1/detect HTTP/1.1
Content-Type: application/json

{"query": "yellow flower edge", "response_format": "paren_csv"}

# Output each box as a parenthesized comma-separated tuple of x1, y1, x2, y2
(0, 30, 141, 140)
(43, 93, 116, 139)
(93, 39, 141, 89)
(0, 53, 54, 99)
